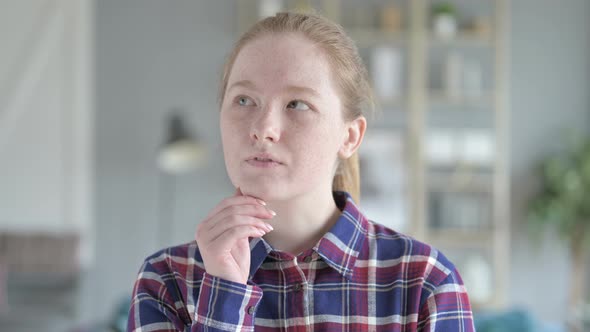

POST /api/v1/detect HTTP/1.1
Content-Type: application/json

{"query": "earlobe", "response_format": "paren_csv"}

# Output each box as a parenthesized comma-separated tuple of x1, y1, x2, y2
(338, 116, 367, 159)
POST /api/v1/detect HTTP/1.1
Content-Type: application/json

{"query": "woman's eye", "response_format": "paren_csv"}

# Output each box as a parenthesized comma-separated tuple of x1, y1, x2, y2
(237, 96, 254, 106)
(287, 100, 310, 111)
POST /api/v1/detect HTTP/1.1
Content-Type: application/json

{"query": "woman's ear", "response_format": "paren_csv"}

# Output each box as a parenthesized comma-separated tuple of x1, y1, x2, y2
(338, 116, 367, 159)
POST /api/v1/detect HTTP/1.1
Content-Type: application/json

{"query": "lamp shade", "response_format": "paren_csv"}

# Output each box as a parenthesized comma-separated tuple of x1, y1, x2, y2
(157, 113, 206, 174)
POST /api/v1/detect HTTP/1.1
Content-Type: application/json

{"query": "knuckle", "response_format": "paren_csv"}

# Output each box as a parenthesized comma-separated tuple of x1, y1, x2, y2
(228, 214, 242, 224)
(228, 205, 243, 215)
(227, 227, 240, 237)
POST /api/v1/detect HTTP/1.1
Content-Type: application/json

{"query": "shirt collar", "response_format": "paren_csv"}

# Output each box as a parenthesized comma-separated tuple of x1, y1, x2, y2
(248, 191, 368, 281)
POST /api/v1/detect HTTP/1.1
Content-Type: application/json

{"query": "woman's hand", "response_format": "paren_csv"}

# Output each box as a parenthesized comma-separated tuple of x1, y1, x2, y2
(195, 187, 275, 284)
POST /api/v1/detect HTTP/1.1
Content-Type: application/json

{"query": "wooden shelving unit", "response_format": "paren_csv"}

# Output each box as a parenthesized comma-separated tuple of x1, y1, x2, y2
(235, 0, 510, 310)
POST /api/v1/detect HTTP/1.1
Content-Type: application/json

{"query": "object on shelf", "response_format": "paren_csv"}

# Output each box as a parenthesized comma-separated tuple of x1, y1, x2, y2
(258, 0, 283, 18)
(427, 129, 456, 166)
(429, 191, 491, 229)
(470, 16, 492, 39)
(444, 52, 463, 99)
(427, 128, 495, 168)
(462, 59, 484, 98)
(459, 129, 494, 166)
(380, 4, 402, 33)
(359, 130, 407, 232)
(444, 53, 485, 100)
(370, 46, 403, 101)
(432, 2, 458, 40)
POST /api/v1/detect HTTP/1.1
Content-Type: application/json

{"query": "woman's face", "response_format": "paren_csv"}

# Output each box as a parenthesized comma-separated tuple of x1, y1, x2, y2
(220, 33, 359, 201)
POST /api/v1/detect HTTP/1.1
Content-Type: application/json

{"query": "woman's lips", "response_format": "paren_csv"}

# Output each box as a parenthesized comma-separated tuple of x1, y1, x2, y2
(246, 158, 282, 168)
(246, 153, 283, 168)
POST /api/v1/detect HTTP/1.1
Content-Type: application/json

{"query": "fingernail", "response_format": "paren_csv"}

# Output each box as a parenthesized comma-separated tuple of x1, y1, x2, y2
(265, 223, 274, 231)
(269, 210, 277, 217)
(257, 199, 267, 206)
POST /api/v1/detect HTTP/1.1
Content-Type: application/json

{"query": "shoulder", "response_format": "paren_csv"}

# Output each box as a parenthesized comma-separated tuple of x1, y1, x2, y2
(136, 241, 206, 284)
(130, 242, 206, 327)
(361, 220, 458, 287)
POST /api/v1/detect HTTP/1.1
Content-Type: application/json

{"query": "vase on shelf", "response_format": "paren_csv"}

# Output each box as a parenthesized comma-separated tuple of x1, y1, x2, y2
(432, 2, 458, 40)
(370, 46, 403, 101)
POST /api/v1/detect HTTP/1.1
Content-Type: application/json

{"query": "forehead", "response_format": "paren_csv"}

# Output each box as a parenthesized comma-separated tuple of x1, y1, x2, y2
(228, 33, 337, 95)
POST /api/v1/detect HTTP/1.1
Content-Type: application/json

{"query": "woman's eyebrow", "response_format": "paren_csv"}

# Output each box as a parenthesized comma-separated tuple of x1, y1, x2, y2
(228, 80, 320, 98)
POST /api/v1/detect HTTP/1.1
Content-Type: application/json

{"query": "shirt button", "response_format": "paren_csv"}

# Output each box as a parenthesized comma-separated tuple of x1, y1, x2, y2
(294, 283, 302, 291)
(247, 306, 256, 315)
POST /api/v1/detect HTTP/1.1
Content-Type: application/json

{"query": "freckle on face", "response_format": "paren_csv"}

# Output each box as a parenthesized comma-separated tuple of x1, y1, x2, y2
(220, 33, 346, 201)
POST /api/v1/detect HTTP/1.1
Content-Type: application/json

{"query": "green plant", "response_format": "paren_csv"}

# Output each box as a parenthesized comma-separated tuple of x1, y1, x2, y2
(432, 2, 456, 17)
(528, 135, 590, 246)
(528, 134, 590, 310)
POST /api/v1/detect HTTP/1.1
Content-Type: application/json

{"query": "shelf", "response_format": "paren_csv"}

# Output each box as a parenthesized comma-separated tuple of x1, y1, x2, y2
(428, 31, 493, 48)
(427, 170, 494, 193)
(428, 90, 494, 107)
(348, 29, 407, 47)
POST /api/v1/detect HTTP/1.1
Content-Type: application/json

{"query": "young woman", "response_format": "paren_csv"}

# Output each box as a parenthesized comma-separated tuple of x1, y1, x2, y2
(128, 12, 474, 332)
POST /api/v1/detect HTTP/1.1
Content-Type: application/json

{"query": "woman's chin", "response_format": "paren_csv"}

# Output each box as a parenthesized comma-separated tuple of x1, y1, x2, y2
(238, 183, 287, 201)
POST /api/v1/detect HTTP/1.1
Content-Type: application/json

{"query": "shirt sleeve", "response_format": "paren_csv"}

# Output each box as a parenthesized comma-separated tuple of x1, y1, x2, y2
(127, 259, 264, 332)
(417, 267, 475, 332)
(193, 272, 263, 331)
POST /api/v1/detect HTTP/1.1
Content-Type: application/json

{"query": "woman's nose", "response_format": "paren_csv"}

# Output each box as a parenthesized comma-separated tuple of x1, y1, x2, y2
(250, 107, 281, 143)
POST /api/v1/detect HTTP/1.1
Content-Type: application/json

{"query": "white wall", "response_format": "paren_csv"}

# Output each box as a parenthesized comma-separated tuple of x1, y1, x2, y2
(0, 0, 93, 255)
(0, 1, 94, 331)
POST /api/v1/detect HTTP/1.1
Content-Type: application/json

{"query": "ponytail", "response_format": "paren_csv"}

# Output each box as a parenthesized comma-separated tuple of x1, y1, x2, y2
(332, 152, 360, 203)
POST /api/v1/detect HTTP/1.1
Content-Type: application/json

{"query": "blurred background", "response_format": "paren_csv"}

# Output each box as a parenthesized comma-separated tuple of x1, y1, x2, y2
(0, 0, 589, 331)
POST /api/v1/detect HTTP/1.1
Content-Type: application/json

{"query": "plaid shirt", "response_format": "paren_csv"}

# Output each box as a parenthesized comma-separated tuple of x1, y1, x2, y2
(128, 192, 474, 331)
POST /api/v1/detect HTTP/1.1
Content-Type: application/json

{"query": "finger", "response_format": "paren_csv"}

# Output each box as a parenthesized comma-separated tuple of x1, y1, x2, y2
(203, 195, 266, 222)
(207, 212, 274, 236)
(208, 225, 268, 249)
(208, 204, 274, 230)
(199, 215, 271, 243)
(200, 225, 267, 256)
(236, 186, 266, 204)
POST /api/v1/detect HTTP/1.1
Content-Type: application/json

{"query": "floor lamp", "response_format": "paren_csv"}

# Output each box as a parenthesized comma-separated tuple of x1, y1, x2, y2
(156, 111, 206, 248)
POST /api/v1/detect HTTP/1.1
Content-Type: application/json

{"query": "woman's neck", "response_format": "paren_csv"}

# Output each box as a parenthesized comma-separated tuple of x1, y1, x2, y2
(261, 188, 341, 255)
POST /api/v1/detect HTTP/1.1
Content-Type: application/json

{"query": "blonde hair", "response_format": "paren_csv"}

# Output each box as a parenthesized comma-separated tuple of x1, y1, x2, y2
(219, 12, 373, 203)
